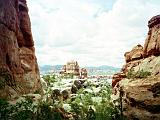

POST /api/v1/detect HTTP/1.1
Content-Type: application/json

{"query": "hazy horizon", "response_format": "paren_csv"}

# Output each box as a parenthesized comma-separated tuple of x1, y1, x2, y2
(39, 63, 121, 68)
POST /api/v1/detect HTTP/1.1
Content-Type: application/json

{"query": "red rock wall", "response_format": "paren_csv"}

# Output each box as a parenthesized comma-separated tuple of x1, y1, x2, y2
(144, 15, 160, 57)
(0, 0, 42, 100)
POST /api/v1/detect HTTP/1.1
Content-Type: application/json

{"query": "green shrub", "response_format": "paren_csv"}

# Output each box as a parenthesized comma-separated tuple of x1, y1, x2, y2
(127, 68, 151, 79)
(42, 74, 57, 85)
(69, 85, 126, 120)
(0, 99, 12, 119)
(0, 79, 126, 120)
(0, 98, 62, 120)
(36, 101, 62, 120)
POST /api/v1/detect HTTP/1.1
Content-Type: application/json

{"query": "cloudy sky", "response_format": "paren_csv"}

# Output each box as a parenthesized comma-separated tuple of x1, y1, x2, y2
(27, 0, 160, 67)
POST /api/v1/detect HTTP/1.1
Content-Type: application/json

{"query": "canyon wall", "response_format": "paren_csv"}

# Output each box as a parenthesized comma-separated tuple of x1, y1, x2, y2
(112, 15, 160, 120)
(0, 0, 42, 100)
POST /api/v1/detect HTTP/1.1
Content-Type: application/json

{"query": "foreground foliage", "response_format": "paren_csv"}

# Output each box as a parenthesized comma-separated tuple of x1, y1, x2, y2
(0, 97, 62, 120)
(0, 75, 126, 120)
(68, 84, 125, 120)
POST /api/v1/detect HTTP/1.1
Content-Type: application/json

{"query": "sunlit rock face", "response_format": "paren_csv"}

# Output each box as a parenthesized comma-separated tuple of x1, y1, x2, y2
(144, 15, 160, 57)
(0, 0, 42, 100)
(124, 44, 143, 63)
(112, 15, 160, 120)
(60, 61, 88, 79)
(60, 60, 80, 76)
(112, 72, 125, 88)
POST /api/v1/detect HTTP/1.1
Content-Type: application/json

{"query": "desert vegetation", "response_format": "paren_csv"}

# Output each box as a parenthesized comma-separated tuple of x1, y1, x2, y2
(0, 73, 126, 120)
(126, 68, 151, 79)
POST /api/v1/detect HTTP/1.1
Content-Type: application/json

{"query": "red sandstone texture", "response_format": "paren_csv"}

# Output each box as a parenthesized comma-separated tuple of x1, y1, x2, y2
(0, 0, 42, 100)
(124, 44, 143, 63)
(144, 15, 160, 57)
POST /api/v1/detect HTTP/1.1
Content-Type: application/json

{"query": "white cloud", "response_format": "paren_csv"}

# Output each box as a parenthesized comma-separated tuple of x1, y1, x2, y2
(27, 0, 160, 67)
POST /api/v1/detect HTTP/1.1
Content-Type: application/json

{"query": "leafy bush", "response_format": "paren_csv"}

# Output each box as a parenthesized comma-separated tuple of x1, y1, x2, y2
(0, 74, 127, 120)
(127, 68, 151, 79)
(69, 85, 125, 120)
(0, 99, 12, 119)
(36, 101, 62, 120)
(61, 73, 74, 79)
(0, 97, 35, 120)
(42, 74, 57, 85)
(11, 97, 36, 120)
(0, 98, 63, 120)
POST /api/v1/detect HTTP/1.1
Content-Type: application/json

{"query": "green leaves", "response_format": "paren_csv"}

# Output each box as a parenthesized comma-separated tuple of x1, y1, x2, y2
(42, 74, 57, 85)
(0, 98, 62, 120)
(127, 68, 151, 79)
(69, 84, 124, 120)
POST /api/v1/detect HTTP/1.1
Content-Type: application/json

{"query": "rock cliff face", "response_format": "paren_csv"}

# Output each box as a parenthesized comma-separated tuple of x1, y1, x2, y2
(112, 15, 160, 120)
(144, 15, 160, 57)
(0, 0, 42, 100)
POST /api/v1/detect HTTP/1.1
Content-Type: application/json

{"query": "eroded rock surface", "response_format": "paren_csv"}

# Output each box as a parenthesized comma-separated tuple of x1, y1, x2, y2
(112, 15, 160, 119)
(124, 44, 143, 63)
(0, 0, 42, 100)
(144, 15, 160, 57)
(60, 60, 80, 76)
(120, 77, 160, 120)
(60, 60, 88, 78)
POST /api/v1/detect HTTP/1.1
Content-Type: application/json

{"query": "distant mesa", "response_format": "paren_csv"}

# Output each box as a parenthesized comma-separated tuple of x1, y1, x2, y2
(60, 60, 88, 79)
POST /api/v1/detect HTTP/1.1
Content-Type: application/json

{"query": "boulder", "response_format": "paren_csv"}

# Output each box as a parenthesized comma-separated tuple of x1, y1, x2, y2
(74, 80, 82, 89)
(124, 44, 143, 63)
(119, 77, 160, 120)
(80, 68, 88, 79)
(71, 85, 78, 94)
(51, 89, 61, 99)
(62, 89, 70, 100)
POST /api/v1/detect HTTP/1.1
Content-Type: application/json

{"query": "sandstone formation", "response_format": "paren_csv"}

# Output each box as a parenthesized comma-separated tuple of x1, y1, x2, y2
(0, 0, 42, 100)
(124, 44, 143, 63)
(144, 15, 160, 57)
(112, 15, 160, 119)
(112, 72, 126, 88)
(60, 60, 88, 78)
(60, 60, 80, 76)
